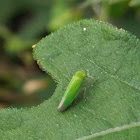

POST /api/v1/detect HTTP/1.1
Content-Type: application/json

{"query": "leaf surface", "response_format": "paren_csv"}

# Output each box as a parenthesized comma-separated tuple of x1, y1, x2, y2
(0, 19, 140, 140)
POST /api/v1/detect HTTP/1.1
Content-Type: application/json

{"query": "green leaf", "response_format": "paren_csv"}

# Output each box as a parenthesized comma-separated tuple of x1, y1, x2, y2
(1, 19, 140, 139)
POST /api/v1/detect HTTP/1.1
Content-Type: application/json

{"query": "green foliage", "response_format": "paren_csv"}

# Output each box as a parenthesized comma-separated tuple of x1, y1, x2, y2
(82, 0, 140, 6)
(129, 0, 140, 6)
(1, 19, 140, 139)
(0, 0, 139, 53)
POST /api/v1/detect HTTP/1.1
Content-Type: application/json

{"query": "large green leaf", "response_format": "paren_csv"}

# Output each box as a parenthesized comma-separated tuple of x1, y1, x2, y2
(1, 19, 140, 139)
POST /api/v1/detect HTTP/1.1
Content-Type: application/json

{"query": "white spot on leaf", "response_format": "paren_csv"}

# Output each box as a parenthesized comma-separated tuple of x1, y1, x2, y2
(83, 27, 86, 31)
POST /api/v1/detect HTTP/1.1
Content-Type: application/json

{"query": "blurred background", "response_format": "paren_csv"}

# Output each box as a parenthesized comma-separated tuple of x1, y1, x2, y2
(0, 0, 139, 109)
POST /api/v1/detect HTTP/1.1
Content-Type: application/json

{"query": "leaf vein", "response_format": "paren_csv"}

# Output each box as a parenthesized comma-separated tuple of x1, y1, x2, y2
(76, 121, 140, 140)
(76, 53, 140, 91)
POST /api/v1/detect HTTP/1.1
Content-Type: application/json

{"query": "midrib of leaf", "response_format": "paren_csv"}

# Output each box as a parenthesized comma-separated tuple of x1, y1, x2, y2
(76, 121, 140, 140)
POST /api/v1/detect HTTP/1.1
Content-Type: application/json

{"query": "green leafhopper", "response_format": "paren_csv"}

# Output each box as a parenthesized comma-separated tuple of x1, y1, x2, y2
(58, 70, 86, 111)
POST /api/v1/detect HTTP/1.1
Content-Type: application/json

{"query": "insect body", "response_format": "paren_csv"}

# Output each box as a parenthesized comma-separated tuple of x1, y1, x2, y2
(58, 70, 86, 111)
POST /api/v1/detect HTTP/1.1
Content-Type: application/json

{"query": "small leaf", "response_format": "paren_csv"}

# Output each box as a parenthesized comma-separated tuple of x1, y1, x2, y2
(1, 19, 140, 140)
